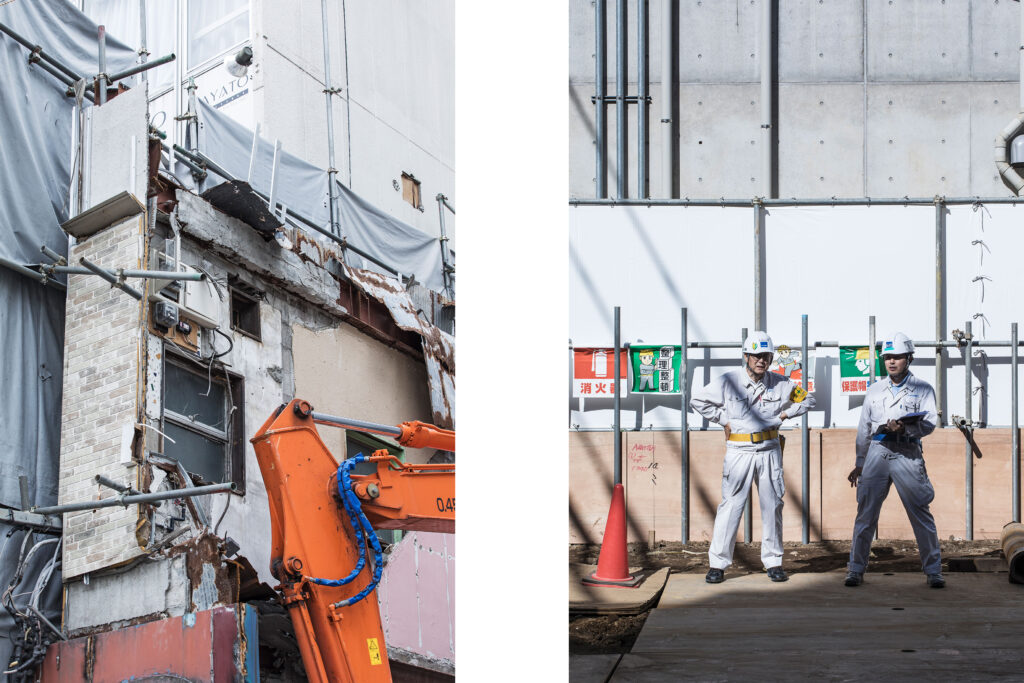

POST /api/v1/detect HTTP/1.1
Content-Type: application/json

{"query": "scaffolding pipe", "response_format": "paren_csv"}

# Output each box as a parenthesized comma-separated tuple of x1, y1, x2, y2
(660, 0, 672, 197)
(32, 482, 235, 515)
(966, 319, 974, 540)
(614, 306, 623, 485)
(106, 52, 176, 85)
(138, 0, 148, 84)
(571, 196, 1024, 207)
(681, 307, 689, 544)
(0, 21, 81, 81)
(0, 254, 65, 290)
(868, 316, 876, 386)
(34, 264, 203, 281)
(321, 0, 340, 237)
(97, 25, 107, 105)
(801, 313, 810, 544)
(637, 0, 647, 198)
(436, 194, 455, 299)
(935, 199, 946, 425)
(95, 474, 140, 496)
(616, 0, 627, 198)
(79, 257, 143, 300)
(1013, 323, 1020, 522)
(596, 0, 607, 198)
(754, 203, 764, 328)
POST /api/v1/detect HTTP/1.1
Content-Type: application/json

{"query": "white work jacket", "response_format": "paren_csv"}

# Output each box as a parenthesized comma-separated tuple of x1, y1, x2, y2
(690, 368, 815, 447)
(854, 372, 937, 467)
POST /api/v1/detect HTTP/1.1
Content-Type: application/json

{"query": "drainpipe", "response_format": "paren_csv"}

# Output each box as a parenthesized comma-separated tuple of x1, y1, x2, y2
(995, 0, 1024, 194)
(661, 0, 672, 197)
(760, 0, 773, 197)
(321, 0, 340, 238)
(616, 0, 627, 198)
(638, 0, 647, 198)
(596, 0, 607, 198)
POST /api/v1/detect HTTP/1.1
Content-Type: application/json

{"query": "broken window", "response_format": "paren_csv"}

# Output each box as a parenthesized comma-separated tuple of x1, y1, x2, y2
(162, 355, 245, 491)
(401, 172, 422, 210)
(229, 286, 261, 340)
(188, 0, 250, 69)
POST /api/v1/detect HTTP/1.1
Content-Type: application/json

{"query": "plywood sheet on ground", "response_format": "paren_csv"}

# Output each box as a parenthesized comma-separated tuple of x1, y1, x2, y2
(569, 565, 670, 615)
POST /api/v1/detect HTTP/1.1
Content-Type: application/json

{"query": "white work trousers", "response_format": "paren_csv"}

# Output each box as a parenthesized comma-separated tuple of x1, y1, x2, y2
(708, 444, 785, 570)
(848, 442, 941, 575)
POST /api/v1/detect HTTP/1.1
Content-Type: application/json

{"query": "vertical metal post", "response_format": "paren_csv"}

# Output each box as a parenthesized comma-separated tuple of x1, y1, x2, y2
(614, 306, 622, 486)
(935, 199, 946, 425)
(869, 316, 876, 386)
(186, 78, 199, 156)
(753, 203, 764, 329)
(616, 0, 627, 198)
(98, 25, 107, 105)
(321, 0, 340, 238)
(1013, 322, 1020, 522)
(681, 308, 689, 544)
(742, 326, 752, 544)
(760, 0, 773, 197)
(965, 320, 974, 540)
(436, 195, 455, 300)
(801, 313, 810, 544)
(637, 0, 647, 198)
(596, 0, 607, 198)
(138, 0, 148, 85)
(660, 0, 672, 197)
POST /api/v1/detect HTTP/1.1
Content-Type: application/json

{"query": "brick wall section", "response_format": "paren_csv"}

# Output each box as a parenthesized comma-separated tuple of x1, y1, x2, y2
(59, 216, 146, 578)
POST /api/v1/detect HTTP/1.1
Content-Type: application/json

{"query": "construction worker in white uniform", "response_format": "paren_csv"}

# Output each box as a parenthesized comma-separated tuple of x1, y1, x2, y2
(690, 331, 815, 584)
(844, 332, 944, 588)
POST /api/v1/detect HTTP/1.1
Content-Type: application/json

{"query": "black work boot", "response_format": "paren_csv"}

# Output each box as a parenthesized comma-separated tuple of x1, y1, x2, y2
(926, 573, 945, 588)
(844, 571, 863, 587)
(705, 568, 725, 584)
(767, 566, 788, 582)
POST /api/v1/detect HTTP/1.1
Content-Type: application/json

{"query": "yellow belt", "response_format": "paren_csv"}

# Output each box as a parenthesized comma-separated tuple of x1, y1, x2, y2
(727, 429, 779, 443)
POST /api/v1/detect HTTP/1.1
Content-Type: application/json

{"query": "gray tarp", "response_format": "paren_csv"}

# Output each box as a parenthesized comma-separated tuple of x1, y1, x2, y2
(194, 99, 451, 294)
(0, 0, 136, 672)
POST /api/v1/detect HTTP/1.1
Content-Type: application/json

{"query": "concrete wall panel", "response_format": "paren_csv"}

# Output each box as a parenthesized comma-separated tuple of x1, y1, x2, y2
(866, 0, 969, 82)
(969, 82, 1019, 196)
(778, 1, 864, 83)
(969, 0, 1020, 81)
(570, 83, 600, 199)
(777, 83, 865, 197)
(865, 83, 971, 197)
(677, 0, 760, 84)
(677, 84, 762, 196)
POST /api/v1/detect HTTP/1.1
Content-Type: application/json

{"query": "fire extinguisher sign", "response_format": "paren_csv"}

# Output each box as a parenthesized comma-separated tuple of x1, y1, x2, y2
(572, 348, 628, 397)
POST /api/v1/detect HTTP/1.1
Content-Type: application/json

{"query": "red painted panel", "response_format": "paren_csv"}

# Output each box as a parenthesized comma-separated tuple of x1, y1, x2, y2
(40, 607, 242, 682)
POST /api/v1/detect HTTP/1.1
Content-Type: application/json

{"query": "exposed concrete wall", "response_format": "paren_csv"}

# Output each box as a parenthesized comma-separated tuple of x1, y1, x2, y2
(569, 428, 1020, 544)
(568, 0, 1023, 199)
(58, 216, 147, 579)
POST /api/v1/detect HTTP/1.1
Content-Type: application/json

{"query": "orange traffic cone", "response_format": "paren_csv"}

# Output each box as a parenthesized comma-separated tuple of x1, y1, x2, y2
(582, 483, 643, 587)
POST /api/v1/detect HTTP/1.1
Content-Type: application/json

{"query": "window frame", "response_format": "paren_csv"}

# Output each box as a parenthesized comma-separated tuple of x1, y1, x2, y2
(162, 350, 246, 493)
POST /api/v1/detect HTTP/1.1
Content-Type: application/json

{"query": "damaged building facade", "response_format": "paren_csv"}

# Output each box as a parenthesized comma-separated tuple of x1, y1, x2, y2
(0, 1, 454, 680)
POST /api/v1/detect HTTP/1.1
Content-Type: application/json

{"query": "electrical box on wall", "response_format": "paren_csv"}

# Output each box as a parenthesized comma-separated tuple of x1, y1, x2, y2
(180, 267, 222, 328)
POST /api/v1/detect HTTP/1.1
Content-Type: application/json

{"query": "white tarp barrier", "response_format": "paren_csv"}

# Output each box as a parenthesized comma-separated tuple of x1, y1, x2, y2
(570, 204, 1024, 430)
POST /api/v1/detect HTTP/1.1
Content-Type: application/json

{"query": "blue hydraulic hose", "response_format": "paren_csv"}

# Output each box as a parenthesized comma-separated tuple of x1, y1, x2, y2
(306, 454, 385, 608)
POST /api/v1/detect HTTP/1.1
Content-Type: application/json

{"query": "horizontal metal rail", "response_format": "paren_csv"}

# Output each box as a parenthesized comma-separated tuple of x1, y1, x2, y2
(0, 254, 66, 290)
(106, 52, 175, 84)
(32, 482, 236, 515)
(79, 257, 143, 300)
(570, 196, 1024, 208)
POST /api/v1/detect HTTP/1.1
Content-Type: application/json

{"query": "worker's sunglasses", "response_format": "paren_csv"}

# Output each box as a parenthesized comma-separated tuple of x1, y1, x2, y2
(747, 352, 773, 362)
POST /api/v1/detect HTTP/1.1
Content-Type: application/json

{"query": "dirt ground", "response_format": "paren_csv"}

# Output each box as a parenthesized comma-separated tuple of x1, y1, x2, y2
(568, 539, 1004, 654)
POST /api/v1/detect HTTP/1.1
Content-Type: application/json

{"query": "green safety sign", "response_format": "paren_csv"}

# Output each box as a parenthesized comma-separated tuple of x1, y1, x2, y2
(839, 345, 886, 395)
(629, 345, 681, 394)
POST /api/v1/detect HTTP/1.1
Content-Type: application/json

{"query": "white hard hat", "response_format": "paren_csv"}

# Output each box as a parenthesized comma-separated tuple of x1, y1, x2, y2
(881, 332, 914, 356)
(742, 331, 775, 356)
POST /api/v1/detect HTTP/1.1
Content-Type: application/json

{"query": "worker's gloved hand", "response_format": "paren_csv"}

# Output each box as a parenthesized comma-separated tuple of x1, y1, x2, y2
(723, 423, 732, 441)
(847, 466, 863, 487)
(885, 419, 905, 434)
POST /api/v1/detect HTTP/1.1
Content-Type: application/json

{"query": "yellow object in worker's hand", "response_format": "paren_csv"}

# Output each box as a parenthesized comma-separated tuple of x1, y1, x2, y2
(790, 385, 808, 403)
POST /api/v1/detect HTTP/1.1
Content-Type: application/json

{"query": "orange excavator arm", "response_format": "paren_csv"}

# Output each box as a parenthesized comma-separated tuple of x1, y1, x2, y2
(250, 399, 454, 683)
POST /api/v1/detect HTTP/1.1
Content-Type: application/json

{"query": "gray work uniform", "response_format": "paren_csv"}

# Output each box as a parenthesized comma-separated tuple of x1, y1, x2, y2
(849, 372, 941, 575)
(690, 369, 815, 570)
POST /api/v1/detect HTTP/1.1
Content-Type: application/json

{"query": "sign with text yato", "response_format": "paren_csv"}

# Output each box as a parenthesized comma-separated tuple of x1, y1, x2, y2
(768, 345, 815, 392)
(629, 345, 681, 394)
(839, 345, 886, 395)
(572, 348, 627, 397)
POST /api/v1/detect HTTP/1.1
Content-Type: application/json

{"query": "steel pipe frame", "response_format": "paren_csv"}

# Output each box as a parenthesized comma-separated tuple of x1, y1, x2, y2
(614, 306, 623, 486)
(595, 0, 607, 198)
(638, 0, 648, 199)
(660, 0, 672, 198)
(681, 307, 689, 543)
(0, 254, 66, 290)
(31, 264, 203, 281)
(435, 194, 455, 300)
(321, 0, 340, 238)
(616, 0, 627, 199)
(79, 257, 143, 300)
(570, 196, 1024, 207)
(32, 482, 235, 516)
(936, 199, 947, 426)
(801, 313, 810, 544)
(1014, 323, 1021, 522)
(966, 320, 974, 540)
(742, 326, 752, 544)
